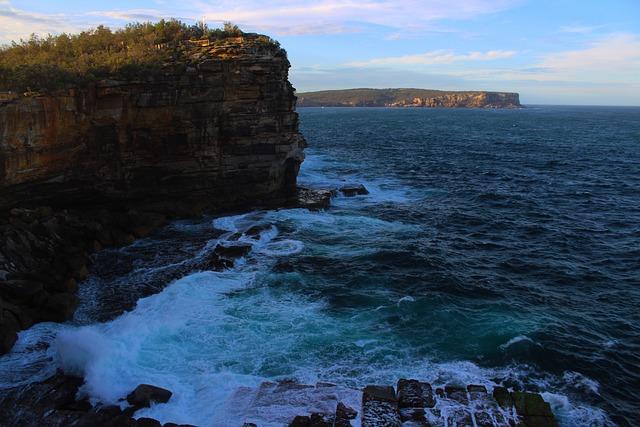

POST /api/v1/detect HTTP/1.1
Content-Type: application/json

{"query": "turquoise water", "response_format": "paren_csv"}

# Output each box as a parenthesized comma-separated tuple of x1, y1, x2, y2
(1, 106, 639, 426)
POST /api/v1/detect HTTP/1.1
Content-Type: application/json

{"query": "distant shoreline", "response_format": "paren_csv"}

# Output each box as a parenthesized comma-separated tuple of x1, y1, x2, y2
(296, 88, 521, 109)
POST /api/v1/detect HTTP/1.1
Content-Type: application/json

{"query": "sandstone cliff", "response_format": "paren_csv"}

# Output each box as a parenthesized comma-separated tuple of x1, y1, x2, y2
(0, 34, 306, 210)
(0, 34, 306, 354)
(297, 88, 521, 108)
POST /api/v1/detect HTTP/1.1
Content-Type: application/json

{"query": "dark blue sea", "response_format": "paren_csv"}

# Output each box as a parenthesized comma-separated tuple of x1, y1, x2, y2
(1, 106, 639, 426)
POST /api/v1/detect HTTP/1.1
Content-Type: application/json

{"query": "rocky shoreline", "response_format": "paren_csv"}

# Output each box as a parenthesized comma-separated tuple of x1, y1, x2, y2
(0, 370, 558, 426)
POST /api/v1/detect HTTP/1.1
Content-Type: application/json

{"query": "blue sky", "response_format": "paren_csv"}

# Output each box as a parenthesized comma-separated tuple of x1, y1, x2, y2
(2, 1, 639, 105)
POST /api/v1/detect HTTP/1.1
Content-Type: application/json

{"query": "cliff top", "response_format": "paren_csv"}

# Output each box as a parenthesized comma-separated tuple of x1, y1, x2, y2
(0, 19, 284, 94)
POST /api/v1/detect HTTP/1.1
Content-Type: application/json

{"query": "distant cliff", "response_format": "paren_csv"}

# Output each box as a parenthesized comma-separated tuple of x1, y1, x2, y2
(0, 34, 305, 210)
(297, 88, 521, 108)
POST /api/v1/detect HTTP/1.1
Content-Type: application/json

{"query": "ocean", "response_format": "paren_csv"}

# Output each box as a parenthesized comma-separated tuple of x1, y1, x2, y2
(1, 106, 639, 426)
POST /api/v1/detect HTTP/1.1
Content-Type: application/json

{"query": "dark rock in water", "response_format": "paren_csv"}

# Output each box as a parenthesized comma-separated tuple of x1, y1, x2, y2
(397, 379, 435, 409)
(214, 243, 253, 259)
(309, 412, 334, 426)
(245, 224, 271, 238)
(295, 187, 332, 210)
(135, 418, 162, 427)
(444, 385, 468, 404)
(126, 384, 173, 408)
(39, 292, 79, 322)
(339, 184, 369, 197)
(336, 401, 358, 419)
(362, 385, 401, 427)
(493, 386, 513, 409)
(512, 391, 558, 426)
(240, 424, 258, 427)
(289, 415, 311, 426)
(164, 423, 198, 427)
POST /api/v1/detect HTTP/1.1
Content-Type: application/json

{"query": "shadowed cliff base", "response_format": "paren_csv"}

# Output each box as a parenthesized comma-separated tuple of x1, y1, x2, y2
(296, 88, 521, 108)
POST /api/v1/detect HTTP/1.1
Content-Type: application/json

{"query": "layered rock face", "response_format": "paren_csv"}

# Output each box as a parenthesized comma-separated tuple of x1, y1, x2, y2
(0, 35, 306, 210)
(0, 35, 306, 354)
(401, 92, 521, 108)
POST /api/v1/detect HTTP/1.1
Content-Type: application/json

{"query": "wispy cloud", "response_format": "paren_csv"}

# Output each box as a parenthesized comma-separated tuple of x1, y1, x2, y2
(197, 0, 521, 35)
(0, 3, 80, 43)
(0, 0, 521, 41)
(485, 33, 640, 83)
(347, 49, 517, 67)
(559, 24, 604, 34)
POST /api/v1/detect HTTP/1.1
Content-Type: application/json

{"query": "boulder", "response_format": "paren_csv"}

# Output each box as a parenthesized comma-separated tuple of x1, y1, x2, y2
(289, 415, 310, 426)
(397, 379, 435, 409)
(339, 184, 369, 197)
(362, 385, 401, 427)
(295, 188, 332, 210)
(335, 402, 357, 427)
(214, 243, 253, 259)
(126, 384, 173, 408)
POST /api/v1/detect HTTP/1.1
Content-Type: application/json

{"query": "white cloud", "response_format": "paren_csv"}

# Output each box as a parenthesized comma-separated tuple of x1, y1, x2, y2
(559, 24, 603, 34)
(0, 4, 80, 44)
(452, 33, 640, 84)
(347, 49, 517, 67)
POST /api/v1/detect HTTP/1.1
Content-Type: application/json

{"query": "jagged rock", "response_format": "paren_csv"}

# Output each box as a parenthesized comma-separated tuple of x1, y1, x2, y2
(339, 184, 369, 197)
(493, 386, 513, 409)
(362, 385, 401, 427)
(214, 243, 253, 259)
(295, 187, 332, 210)
(444, 385, 468, 404)
(126, 384, 173, 408)
(135, 418, 162, 427)
(309, 412, 334, 426)
(397, 379, 436, 409)
(512, 391, 558, 427)
(289, 415, 310, 426)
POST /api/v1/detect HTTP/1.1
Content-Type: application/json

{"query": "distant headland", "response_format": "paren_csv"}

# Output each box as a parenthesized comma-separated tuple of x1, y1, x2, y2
(296, 88, 521, 108)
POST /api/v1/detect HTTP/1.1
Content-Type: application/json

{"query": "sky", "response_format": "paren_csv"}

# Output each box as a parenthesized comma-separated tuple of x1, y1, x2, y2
(1, 1, 639, 105)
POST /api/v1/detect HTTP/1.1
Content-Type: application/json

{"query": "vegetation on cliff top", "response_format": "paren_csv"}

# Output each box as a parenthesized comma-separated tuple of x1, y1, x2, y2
(0, 20, 279, 93)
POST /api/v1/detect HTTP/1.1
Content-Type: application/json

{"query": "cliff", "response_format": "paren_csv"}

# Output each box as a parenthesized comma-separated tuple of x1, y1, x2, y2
(297, 88, 521, 108)
(0, 34, 305, 210)
(0, 33, 306, 354)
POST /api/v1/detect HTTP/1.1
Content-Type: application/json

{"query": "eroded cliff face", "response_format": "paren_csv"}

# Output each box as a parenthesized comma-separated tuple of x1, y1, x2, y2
(0, 35, 306, 354)
(408, 92, 520, 108)
(0, 35, 306, 210)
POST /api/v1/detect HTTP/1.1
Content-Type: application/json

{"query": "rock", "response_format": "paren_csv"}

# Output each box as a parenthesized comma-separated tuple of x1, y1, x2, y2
(135, 418, 162, 427)
(339, 184, 369, 197)
(362, 385, 401, 427)
(309, 412, 334, 426)
(0, 279, 43, 302)
(493, 386, 513, 409)
(39, 292, 79, 322)
(512, 392, 553, 416)
(295, 187, 332, 210)
(126, 384, 173, 408)
(336, 402, 358, 420)
(444, 385, 468, 404)
(397, 379, 435, 409)
(289, 415, 310, 426)
(214, 243, 253, 259)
